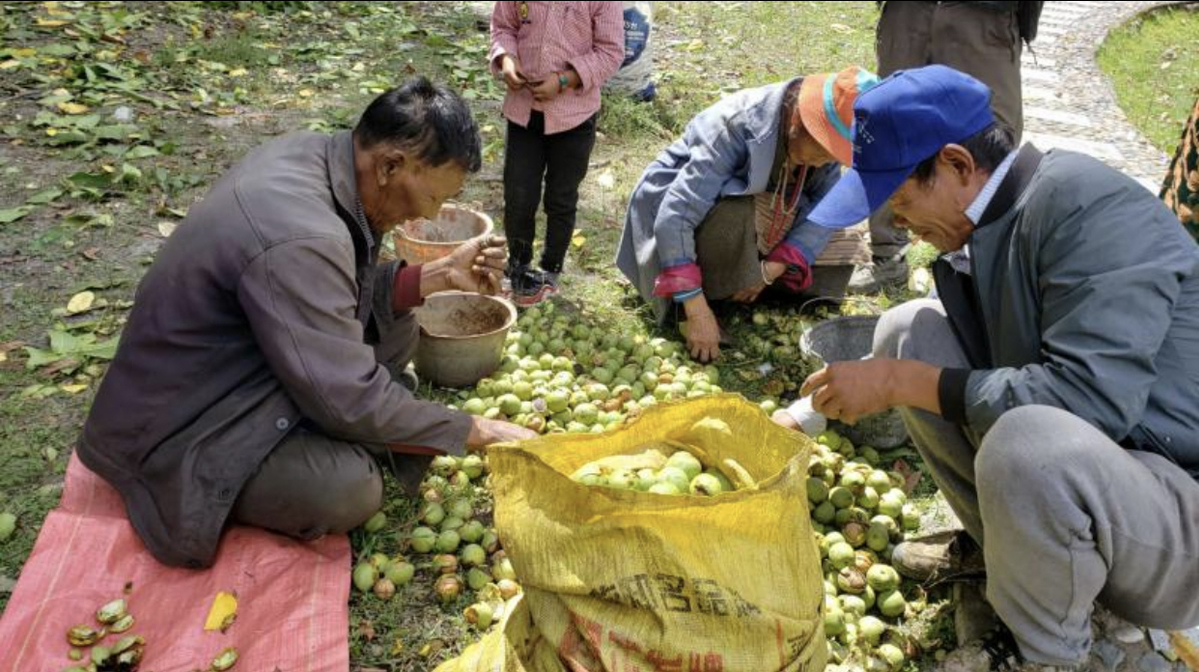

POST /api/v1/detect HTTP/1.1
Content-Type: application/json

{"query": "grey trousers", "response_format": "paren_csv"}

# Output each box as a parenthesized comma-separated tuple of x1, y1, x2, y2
(870, 1, 1026, 257)
(874, 299, 1199, 665)
(230, 311, 431, 540)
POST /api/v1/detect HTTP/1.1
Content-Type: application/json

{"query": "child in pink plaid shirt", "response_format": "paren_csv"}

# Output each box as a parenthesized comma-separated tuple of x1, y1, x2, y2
(489, 1, 624, 306)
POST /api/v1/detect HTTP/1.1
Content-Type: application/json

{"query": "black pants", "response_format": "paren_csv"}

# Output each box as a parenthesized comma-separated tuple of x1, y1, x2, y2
(502, 111, 597, 273)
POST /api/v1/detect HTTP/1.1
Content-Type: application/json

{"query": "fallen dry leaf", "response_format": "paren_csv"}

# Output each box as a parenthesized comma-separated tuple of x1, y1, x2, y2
(892, 459, 923, 495)
(66, 290, 95, 314)
(41, 357, 81, 376)
(157, 221, 177, 238)
(57, 101, 89, 115)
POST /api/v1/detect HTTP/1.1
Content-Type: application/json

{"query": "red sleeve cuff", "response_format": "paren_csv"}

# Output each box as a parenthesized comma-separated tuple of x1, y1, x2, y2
(392, 263, 424, 311)
(652, 263, 703, 297)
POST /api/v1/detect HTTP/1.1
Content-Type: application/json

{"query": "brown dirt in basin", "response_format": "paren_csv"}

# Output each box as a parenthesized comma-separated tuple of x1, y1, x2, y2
(418, 296, 510, 337)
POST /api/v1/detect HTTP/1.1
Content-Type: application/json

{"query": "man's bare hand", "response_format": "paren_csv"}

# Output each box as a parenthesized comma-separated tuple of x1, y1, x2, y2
(466, 416, 537, 451)
(424, 234, 508, 296)
(800, 360, 896, 425)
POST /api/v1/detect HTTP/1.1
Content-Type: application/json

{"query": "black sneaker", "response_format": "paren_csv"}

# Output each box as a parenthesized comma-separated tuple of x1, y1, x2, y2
(503, 263, 529, 299)
(513, 269, 559, 307)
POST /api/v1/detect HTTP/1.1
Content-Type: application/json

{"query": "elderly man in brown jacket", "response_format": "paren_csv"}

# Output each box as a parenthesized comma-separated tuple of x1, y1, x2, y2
(78, 78, 536, 569)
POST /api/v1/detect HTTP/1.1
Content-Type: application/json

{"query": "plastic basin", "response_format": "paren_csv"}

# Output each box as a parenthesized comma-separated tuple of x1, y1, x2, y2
(414, 292, 517, 388)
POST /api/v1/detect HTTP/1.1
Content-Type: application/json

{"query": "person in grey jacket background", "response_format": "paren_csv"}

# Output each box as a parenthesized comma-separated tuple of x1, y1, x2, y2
(79, 78, 536, 569)
(800, 65, 1199, 672)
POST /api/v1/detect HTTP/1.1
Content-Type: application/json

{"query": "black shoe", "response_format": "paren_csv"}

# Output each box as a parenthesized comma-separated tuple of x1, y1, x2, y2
(397, 363, 419, 392)
(512, 269, 559, 307)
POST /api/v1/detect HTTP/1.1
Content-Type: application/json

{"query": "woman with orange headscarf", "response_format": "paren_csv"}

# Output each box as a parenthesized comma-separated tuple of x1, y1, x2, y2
(616, 66, 880, 362)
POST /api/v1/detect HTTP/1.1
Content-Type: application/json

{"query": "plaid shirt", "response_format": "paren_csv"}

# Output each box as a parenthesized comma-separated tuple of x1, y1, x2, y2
(489, 1, 624, 134)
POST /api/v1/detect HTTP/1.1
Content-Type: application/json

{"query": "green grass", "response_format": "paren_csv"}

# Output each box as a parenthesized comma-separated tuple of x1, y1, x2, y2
(1098, 5, 1199, 153)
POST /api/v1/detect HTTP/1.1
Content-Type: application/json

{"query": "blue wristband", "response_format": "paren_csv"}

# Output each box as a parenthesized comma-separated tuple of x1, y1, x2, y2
(673, 287, 702, 303)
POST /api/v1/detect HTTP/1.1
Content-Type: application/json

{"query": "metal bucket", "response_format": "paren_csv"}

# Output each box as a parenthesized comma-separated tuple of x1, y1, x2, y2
(393, 204, 495, 265)
(414, 292, 517, 388)
(799, 315, 910, 448)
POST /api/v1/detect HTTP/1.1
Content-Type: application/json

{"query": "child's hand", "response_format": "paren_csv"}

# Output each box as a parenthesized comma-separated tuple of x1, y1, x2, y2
(499, 55, 525, 91)
(528, 77, 560, 102)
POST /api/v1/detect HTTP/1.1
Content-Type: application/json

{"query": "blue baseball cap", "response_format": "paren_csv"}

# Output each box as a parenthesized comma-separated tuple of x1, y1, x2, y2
(808, 65, 995, 229)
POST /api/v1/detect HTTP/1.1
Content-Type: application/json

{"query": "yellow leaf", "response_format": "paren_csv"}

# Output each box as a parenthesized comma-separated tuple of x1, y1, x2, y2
(204, 591, 239, 632)
(0, 352, 7, 364)
(685, 38, 704, 51)
(571, 233, 587, 249)
(101, 164, 115, 173)
(0, 60, 20, 70)
(298, 89, 314, 98)
(35, 17, 69, 27)
(61, 383, 89, 394)
(57, 101, 89, 115)
(45, 128, 58, 136)
(157, 222, 177, 238)
(14, 48, 37, 57)
(228, 67, 247, 77)
(829, 23, 854, 34)
(67, 291, 95, 314)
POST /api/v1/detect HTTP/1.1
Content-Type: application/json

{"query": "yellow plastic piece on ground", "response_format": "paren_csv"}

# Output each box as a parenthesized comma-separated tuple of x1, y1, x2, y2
(438, 395, 827, 672)
(203, 590, 238, 632)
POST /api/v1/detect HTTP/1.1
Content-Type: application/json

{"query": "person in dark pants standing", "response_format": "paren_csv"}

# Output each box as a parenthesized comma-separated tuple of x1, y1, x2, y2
(849, 0, 1044, 293)
(489, 1, 624, 306)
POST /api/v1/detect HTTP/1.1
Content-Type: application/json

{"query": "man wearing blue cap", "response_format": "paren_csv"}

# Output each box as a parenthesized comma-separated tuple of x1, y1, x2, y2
(801, 64, 1199, 670)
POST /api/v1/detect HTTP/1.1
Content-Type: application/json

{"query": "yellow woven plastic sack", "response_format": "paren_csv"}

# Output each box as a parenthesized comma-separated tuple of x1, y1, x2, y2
(439, 395, 827, 672)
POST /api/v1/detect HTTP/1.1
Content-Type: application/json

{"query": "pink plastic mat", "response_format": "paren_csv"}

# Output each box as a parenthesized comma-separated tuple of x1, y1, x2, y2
(0, 454, 351, 671)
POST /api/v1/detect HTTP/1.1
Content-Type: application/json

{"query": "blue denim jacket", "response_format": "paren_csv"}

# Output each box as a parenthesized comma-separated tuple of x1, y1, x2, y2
(616, 78, 840, 321)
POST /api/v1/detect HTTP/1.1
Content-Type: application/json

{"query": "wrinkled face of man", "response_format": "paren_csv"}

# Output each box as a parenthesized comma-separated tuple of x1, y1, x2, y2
(888, 152, 978, 253)
(364, 147, 466, 234)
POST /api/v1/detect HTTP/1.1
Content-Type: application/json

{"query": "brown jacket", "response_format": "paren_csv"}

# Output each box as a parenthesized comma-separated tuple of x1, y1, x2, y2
(78, 131, 472, 568)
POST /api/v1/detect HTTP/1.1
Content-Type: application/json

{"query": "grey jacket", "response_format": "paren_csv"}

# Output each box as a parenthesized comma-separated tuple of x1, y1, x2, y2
(78, 131, 472, 568)
(936, 146, 1199, 479)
